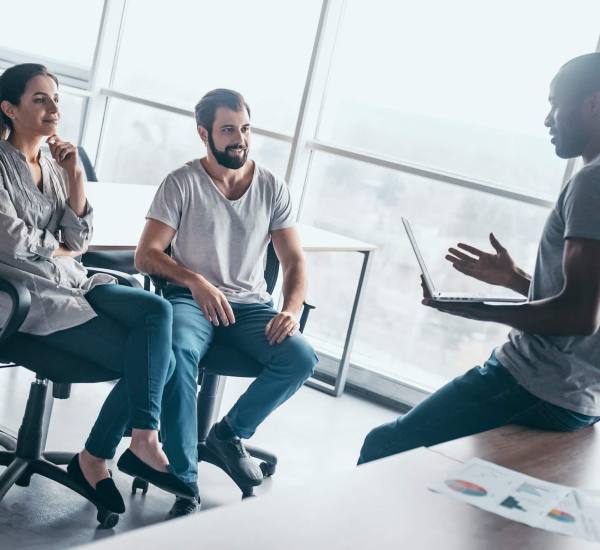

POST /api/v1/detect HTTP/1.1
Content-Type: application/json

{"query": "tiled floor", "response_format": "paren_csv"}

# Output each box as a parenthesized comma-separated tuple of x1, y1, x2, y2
(0, 366, 401, 549)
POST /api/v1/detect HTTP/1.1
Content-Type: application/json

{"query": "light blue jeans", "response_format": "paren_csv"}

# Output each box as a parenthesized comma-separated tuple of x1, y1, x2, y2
(160, 289, 318, 484)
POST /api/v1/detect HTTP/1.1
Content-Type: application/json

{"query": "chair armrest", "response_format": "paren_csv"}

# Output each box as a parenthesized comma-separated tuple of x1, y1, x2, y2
(299, 301, 316, 333)
(86, 267, 142, 288)
(81, 250, 137, 275)
(139, 273, 169, 295)
(0, 275, 31, 344)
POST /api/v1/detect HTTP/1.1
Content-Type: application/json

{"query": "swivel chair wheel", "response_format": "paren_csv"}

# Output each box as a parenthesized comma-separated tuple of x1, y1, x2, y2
(241, 488, 256, 500)
(259, 461, 276, 477)
(15, 471, 33, 487)
(132, 476, 149, 495)
(96, 506, 119, 529)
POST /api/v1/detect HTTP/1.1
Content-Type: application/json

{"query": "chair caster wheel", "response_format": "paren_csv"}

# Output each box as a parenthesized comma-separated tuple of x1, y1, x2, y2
(132, 477, 149, 495)
(260, 461, 276, 477)
(15, 472, 32, 487)
(97, 507, 119, 529)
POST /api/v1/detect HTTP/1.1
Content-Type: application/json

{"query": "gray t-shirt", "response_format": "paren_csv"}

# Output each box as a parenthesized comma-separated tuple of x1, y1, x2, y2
(496, 157, 600, 416)
(0, 140, 113, 336)
(147, 159, 294, 304)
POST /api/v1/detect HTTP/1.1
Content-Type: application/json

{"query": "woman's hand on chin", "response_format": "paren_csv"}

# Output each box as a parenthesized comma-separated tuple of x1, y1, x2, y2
(47, 135, 80, 175)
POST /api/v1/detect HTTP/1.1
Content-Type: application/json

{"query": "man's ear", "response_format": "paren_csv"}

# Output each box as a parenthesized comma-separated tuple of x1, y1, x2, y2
(197, 125, 208, 145)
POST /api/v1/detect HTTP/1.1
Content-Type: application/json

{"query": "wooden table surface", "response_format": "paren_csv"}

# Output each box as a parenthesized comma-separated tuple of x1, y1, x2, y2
(430, 424, 600, 490)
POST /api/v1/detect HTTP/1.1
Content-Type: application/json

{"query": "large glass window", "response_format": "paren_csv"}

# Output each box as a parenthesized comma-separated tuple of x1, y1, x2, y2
(112, 0, 322, 135)
(97, 99, 290, 183)
(3, 0, 595, 399)
(57, 92, 86, 144)
(318, 0, 600, 197)
(0, 1, 104, 72)
(301, 153, 550, 387)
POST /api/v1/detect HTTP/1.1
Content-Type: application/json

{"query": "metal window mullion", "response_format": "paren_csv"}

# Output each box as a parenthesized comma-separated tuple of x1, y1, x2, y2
(307, 139, 556, 208)
(284, 0, 332, 184)
(0, 50, 89, 87)
(282, 0, 347, 221)
(79, 0, 127, 165)
(98, 88, 294, 143)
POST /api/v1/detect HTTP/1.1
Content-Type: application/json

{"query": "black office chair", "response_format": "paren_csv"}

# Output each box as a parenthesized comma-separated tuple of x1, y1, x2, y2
(132, 242, 315, 498)
(77, 145, 97, 183)
(0, 268, 141, 528)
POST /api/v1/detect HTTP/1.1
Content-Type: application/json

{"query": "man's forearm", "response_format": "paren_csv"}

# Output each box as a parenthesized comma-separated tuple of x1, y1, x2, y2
(481, 293, 595, 336)
(135, 248, 205, 288)
(281, 261, 306, 315)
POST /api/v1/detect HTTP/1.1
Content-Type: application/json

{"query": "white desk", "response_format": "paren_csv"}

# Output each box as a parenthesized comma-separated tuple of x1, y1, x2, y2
(80, 439, 596, 550)
(86, 182, 376, 396)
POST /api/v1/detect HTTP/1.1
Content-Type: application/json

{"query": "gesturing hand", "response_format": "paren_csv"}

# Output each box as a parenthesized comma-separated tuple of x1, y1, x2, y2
(47, 135, 79, 174)
(189, 278, 236, 327)
(445, 233, 517, 288)
(265, 311, 299, 345)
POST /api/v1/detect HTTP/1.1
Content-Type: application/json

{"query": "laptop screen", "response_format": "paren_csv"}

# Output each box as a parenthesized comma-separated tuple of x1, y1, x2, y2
(401, 217, 437, 295)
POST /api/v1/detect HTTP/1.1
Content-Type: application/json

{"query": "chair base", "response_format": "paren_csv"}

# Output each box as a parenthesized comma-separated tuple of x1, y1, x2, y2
(245, 444, 277, 478)
(0, 452, 119, 528)
(0, 378, 121, 529)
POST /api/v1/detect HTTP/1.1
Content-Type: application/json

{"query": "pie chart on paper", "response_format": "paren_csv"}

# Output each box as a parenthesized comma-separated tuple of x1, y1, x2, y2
(445, 479, 488, 497)
(547, 509, 576, 523)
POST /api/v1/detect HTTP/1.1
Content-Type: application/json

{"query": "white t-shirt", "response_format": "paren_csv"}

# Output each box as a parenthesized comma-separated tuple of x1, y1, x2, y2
(147, 159, 294, 304)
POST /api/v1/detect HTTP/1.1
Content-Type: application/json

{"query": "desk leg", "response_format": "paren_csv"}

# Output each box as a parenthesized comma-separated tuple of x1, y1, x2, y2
(306, 250, 373, 397)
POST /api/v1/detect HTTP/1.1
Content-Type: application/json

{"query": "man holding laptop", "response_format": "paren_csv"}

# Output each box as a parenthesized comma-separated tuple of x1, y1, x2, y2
(359, 52, 600, 465)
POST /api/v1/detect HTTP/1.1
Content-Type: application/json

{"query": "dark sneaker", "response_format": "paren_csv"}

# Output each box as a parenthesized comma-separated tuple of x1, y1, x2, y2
(169, 495, 201, 517)
(206, 425, 263, 486)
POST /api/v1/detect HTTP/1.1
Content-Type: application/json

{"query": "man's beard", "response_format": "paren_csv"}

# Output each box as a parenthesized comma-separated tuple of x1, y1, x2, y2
(207, 131, 248, 169)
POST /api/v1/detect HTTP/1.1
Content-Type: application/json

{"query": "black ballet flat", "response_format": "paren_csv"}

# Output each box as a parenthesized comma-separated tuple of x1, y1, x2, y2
(117, 449, 196, 499)
(67, 454, 126, 514)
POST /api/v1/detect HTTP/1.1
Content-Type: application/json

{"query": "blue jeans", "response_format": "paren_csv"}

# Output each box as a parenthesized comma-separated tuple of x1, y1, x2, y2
(358, 352, 600, 464)
(33, 284, 175, 459)
(161, 290, 318, 484)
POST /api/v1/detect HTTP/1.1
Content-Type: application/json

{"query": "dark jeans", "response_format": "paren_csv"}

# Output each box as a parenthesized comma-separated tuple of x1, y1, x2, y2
(33, 284, 174, 459)
(358, 352, 600, 464)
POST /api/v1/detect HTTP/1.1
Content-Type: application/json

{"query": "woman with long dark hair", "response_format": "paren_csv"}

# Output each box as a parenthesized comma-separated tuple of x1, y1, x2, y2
(0, 63, 195, 517)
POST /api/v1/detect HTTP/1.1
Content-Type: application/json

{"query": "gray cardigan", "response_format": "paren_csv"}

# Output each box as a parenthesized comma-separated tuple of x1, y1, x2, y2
(0, 139, 114, 335)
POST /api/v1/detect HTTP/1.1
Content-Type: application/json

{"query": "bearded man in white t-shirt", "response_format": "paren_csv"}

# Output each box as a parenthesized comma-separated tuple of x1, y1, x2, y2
(135, 89, 318, 516)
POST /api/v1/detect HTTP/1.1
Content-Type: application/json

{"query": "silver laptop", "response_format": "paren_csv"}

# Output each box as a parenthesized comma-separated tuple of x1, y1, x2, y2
(401, 217, 526, 303)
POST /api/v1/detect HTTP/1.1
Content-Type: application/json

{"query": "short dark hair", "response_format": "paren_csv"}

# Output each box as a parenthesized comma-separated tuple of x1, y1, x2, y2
(194, 88, 251, 131)
(0, 63, 58, 139)
(555, 52, 600, 98)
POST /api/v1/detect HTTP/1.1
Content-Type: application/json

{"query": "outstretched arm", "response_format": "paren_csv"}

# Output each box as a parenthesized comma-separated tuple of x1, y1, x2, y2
(445, 232, 531, 297)
(424, 237, 600, 336)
